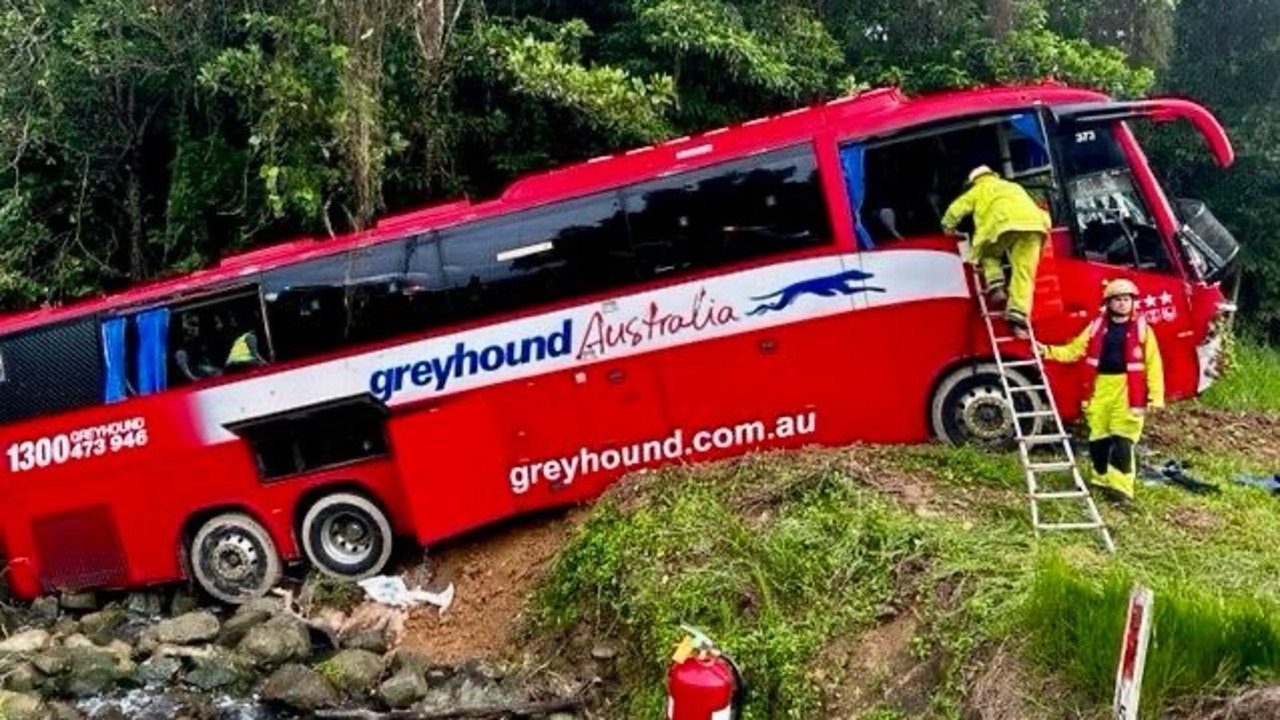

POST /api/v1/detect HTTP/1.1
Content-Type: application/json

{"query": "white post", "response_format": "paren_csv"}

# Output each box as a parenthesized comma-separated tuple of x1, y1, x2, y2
(1113, 584, 1155, 720)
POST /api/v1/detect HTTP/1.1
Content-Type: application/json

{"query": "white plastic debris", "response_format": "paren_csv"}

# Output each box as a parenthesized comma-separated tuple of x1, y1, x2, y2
(357, 575, 456, 613)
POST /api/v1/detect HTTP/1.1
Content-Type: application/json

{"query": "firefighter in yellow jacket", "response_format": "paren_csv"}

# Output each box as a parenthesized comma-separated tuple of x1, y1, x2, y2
(1035, 278, 1164, 502)
(941, 165, 1051, 339)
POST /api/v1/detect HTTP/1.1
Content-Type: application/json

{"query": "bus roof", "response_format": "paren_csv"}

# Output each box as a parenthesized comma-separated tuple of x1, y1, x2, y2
(0, 82, 1107, 337)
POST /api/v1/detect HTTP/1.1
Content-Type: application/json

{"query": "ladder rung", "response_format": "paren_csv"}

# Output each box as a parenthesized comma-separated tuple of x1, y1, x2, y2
(1028, 461, 1076, 472)
(1001, 359, 1040, 369)
(1014, 410, 1057, 418)
(1008, 384, 1048, 393)
(1019, 433, 1069, 444)
(1038, 522, 1105, 531)
(1033, 490, 1089, 500)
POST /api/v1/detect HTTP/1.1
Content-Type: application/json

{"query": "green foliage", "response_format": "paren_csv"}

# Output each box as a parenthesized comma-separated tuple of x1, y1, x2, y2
(478, 19, 675, 142)
(1199, 336, 1280, 412)
(200, 5, 376, 230)
(983, 27, 1155, 97)
(1023, 554, 1280, 716)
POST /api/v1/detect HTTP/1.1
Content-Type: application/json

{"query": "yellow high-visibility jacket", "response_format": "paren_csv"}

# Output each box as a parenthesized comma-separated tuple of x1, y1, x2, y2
(225, 332, 259, 366)
(941, 174, 1051, 262)
(1041, 316, 1165, 408)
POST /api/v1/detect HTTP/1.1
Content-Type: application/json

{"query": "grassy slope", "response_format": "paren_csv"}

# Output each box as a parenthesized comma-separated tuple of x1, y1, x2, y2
(526, 340, 1280, 720)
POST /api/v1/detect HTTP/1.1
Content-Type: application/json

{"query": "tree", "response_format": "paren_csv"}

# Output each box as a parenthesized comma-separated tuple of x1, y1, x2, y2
(1154, 0, 1280, 338)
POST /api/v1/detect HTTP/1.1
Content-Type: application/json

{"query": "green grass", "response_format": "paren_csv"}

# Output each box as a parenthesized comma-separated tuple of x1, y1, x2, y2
(525, 325, 1280, 720)
(1023, 554, 1280, 716)
(1199, 334, 1280, 412)
(533, 458, 938, 719)
(528, 430, 1280, 719)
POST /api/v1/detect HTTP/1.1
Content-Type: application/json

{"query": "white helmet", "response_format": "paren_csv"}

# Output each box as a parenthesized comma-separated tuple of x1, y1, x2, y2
(967, 165, 997, 185)
(1103, 278, 1140, 300)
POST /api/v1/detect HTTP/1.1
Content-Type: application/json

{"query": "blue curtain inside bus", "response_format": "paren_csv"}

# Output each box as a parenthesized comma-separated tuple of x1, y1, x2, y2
(838, 144, 876, 250)
(101, 317, 128, 403)
(134, 308, 169, 395)
(1009, 114, 1050, 168)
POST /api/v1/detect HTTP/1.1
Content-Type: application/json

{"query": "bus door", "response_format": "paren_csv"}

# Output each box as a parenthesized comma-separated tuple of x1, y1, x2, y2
(844, 113, 1069, 439)
(849, 112, 1069, 319)
(1044, 100, 1235, 400)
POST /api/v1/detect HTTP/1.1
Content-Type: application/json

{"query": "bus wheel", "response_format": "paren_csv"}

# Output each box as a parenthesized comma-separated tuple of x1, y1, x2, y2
(189, 513, 283, 605)
(300, 493, 393, 580)
(930, 363, 1047, 449)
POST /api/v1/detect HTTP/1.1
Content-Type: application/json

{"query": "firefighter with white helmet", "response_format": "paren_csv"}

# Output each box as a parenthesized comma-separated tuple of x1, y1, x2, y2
(1036, 278, 1165, 502)
(941, 165, 1051, 339)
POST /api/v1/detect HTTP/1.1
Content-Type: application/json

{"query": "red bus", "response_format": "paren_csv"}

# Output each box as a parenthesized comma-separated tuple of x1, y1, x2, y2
(0, 83, 1239, 604)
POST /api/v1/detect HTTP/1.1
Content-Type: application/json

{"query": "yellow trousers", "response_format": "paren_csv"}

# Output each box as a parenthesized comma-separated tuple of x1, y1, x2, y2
(1084, 374, 1145, 498)
(978, 230, 1044, 319)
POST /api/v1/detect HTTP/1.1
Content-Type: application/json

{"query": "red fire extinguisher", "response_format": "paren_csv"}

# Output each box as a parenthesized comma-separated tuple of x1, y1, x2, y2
(666, 624, 745, 720)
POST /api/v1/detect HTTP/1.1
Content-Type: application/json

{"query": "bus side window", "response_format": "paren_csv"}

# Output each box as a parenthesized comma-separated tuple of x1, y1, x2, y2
(622, 144, 831, 279)
(439, 192, 636, 322)
(854, 116, 1060, 246)
(0, 319, 101, 423)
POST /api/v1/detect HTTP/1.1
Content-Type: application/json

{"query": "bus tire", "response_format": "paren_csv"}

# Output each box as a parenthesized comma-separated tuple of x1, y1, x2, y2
(189, 513, 283, 605)
(929, 362, 1048, 449)
(300, 493, 393, 580)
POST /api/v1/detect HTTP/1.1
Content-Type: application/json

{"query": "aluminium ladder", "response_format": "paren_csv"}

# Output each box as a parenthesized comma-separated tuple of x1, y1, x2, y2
(968, 265, 1116, 554)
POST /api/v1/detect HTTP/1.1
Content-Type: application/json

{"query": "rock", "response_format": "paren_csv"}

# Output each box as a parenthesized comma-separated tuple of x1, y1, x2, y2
(125, 592, 164, 618)
(233, 597, 282, 617)
(238, 615, 311, 668)
(590, 644, 617, 661)
(135, 627, 160, 658)
(455, 676, 515, 708)
(88, 707, 126, 720)
(460, 658, 505, 683)
(61, 646, 129, 698)
(102, 640, 132, 666)
(61, 634, 94, 650)
(391, 648, 433, 676)
(318, 649, 384, 693)
(380, 669, 429, 709)
(2, 662, 44, 692)
(340, 627, 388, 654)
(30, 597, 60, 625)
(111, 619, 149, 647)
(79, 608, 128, 645)
(48, 701, 82, 720)
(58, 592, 97, 612)
(48, 617, 80, 640)
(260, 664, 339, 711)
(547, 714, 576, 720)
(154, 612, 220, 645)
(216, 609, 272, 648)
(0, 629, 51, 653)
(0, 690, 49, 720)
(183, 649, 256, 693)
(31, 649, 70, 676)
(425, 667, 451, 688)
(168, 591, 199, 617)
(137, 656, 182, 686)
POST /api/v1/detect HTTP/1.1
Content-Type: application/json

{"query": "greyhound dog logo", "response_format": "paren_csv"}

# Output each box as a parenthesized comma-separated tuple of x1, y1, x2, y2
(746, 269, 885, 316)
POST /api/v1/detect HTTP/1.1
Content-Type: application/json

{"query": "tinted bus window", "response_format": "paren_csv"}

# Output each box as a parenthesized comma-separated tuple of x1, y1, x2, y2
(262, 239, 434, 361)
(0, 318, 102, 424)
(623, 144, 831, 278)
(439, 192, 632, 322)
